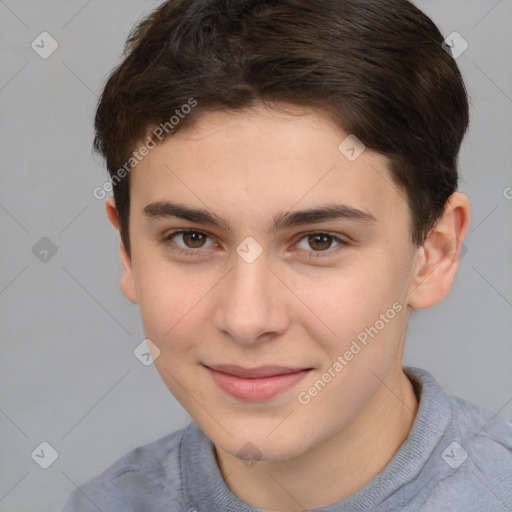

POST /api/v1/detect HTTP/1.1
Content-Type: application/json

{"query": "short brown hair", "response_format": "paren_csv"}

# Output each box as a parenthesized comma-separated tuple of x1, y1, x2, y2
(94, 0, 469, 255)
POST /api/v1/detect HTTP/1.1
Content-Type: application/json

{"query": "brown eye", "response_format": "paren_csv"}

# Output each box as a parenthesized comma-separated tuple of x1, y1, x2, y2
(294, 231, 347, 257)
(307, 233, 333, 251)
(163, 229, 215, 255)
(182, 231, 207, 248)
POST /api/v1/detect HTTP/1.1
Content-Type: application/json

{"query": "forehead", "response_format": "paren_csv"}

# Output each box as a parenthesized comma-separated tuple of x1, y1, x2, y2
(129, 104, 406, 230)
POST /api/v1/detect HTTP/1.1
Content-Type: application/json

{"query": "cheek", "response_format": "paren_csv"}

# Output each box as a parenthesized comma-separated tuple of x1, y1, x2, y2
(301, 259, 407, 366)
(137, 268, 207, 401)
(134, 265, 197, 356)
(137, 280, 177, 339)
(307, 263, 397, 327)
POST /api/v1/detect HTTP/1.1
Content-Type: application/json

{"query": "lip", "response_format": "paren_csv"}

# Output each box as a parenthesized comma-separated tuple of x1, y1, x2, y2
(204, 364, 312, 401)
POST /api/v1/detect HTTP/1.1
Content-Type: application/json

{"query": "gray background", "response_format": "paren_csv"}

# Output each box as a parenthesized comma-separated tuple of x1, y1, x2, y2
(1, 1, 511, 511)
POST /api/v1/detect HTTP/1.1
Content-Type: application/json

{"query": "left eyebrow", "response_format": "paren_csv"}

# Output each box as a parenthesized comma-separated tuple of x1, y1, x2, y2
(270, 203, 377, 233)
(142, 201, 377, 234)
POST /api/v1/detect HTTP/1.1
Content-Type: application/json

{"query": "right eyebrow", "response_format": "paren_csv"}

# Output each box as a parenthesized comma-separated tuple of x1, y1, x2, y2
(143, 201, 233, 231)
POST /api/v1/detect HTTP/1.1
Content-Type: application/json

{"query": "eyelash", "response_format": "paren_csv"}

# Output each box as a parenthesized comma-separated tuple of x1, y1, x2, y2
(162, 229, 348, 259)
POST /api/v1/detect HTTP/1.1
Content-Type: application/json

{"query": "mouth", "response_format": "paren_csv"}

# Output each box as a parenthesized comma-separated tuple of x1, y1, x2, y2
(203, 364, 313, 401)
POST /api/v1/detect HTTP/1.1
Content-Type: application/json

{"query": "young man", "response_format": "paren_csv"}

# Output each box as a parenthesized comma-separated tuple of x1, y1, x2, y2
(63, 0, 512, 510)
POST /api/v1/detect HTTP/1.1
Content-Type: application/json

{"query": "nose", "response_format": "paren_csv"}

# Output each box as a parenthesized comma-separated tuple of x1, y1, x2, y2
(212, 251, 290, 346)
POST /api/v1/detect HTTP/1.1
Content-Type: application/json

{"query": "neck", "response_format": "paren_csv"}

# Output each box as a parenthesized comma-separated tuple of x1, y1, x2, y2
(215, 367, 419, 511)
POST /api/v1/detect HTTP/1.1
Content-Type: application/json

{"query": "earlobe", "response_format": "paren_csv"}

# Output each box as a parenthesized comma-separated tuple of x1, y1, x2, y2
(407, 192, 470, 309)
(105, 196, 138, 304)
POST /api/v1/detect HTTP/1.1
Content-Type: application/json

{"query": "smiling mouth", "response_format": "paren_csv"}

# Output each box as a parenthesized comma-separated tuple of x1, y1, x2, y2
(203, 364, 313, 401)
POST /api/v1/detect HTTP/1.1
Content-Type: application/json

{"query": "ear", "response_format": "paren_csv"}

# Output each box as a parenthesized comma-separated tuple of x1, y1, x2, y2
(407, 192, 470, 309)
(105, 196, 138, 304)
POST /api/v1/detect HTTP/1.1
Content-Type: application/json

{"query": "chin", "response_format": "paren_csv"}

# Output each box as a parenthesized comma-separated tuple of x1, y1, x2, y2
(211, 422, 310, 464)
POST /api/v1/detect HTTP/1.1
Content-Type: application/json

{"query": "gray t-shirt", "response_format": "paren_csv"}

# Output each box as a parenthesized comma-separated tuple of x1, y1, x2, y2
(61, 366, 512, 511)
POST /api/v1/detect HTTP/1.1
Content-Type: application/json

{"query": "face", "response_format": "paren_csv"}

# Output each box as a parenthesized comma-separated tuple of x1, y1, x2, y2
(115, 102, 421, 462)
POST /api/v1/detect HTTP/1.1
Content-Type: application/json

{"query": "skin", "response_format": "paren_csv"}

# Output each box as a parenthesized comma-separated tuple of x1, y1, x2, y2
(106, 101, 470, 511)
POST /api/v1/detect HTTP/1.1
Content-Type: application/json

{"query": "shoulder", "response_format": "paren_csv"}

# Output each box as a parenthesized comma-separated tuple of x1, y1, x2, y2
(420, 394, 512, 511)
(448, 393, 512, 476)
(60, 423, 193, 512)
(403, 367, 512, 511)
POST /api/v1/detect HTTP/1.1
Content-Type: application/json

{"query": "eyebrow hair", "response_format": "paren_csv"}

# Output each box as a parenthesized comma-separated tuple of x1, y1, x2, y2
(143, 201, 377, 233)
